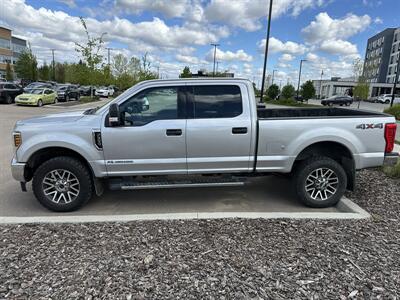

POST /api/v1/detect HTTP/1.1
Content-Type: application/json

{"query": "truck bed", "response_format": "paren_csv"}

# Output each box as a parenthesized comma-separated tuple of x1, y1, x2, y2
(257, 107, 385, 119)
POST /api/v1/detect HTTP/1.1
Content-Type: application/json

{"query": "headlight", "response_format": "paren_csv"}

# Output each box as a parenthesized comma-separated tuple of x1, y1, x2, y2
(13, 132, 22, 148)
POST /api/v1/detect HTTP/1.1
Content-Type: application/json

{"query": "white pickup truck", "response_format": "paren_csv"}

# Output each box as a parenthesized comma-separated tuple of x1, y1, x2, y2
(11, 78, 398, 212)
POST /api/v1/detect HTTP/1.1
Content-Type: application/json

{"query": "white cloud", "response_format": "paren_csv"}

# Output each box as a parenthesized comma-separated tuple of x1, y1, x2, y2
(302, 12, 371, 44)
(206, 48, 253, 62)
(0, 0, 229, 62)
(279, 53, 295, 62)
(175, 54, 207, 65)
(319, 39, 359, 56)
(56, 0, 76, 8)
(204, 0, 326, 31)
(374, 17, 383, 24)
(114, 0, 189, 18)
(258, 37, 307, 55)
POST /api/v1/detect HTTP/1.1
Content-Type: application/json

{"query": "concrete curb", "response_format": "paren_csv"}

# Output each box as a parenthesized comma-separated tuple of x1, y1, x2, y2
(0, 197, 370, 224)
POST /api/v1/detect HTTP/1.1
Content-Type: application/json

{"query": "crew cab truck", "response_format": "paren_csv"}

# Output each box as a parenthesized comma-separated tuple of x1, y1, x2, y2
(11, 78, 398, 212)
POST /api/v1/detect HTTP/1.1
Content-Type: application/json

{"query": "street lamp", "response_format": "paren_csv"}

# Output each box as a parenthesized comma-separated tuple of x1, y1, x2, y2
(296, 59, 307, 99)
(319, 69, 324, 99)
(390, 53, 400, 107)
(259, 0, 274, 102)
(210, 43, 220, 76)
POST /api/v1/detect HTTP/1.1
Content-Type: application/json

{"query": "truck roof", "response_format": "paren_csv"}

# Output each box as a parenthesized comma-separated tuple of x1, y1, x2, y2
(140, 78, 252, 85)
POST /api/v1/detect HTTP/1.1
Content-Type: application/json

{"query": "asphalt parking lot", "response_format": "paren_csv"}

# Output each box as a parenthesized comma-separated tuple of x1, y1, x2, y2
(0, 102, 369, 222)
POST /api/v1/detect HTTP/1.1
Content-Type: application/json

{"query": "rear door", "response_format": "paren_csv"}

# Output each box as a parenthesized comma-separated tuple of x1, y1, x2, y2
(186, 84, 252, 174)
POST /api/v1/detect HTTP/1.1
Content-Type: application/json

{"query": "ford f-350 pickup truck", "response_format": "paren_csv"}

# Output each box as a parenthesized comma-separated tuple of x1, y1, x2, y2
(11, 78, 398, 212)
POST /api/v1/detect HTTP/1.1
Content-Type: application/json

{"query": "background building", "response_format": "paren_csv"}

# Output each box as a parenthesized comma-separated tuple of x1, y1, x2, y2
(363, 27, 399, 84)
(0, 26, 27, 79)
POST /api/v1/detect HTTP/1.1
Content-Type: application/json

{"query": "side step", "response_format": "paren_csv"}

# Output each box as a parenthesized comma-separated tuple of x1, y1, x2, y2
(109, 177, 246, 191)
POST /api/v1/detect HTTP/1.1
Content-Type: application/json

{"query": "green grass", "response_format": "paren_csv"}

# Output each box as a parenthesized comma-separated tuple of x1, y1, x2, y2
(383, 104, 400, 121)
(383, 160, 400, 178)
(264, 98, 319, 107)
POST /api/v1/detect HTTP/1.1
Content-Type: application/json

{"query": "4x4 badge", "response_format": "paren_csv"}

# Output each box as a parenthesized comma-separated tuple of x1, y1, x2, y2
(356, 123, 383, 129)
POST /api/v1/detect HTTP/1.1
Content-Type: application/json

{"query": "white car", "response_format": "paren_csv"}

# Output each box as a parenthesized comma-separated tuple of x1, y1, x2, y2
(377, 94, 400, 104)
(95, 86, 114, 97)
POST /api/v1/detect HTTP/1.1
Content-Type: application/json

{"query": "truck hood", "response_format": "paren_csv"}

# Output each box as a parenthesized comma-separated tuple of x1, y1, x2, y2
(17, 110, 86, 125)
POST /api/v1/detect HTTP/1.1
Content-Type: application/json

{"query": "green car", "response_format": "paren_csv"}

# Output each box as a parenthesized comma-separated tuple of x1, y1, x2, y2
(15, 88, 57, 107)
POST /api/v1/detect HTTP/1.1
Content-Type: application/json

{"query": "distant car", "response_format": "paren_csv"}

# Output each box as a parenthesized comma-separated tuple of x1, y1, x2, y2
(294, 95, 304, 102)
(24, 82, 52, 92)
(321, 95, 353, 107)
(366, 96, 379, 103)
(377, 94, 400, 104)
(15, 88, 57, 107)
(56, 85, 80, 102)
(95, 86, 114, 97)
(79, 85, 96, 96)
(0, 83, 23, 104)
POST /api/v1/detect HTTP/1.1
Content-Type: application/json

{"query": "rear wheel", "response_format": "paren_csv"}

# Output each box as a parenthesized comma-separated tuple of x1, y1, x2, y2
(385, 99, 390, 104)
(294, 156, 347, 208)
(328, 102, 334, 107)
(66, 95, 70, 102)
(32, 156, 93, 212)
(345, 102, 351, 106)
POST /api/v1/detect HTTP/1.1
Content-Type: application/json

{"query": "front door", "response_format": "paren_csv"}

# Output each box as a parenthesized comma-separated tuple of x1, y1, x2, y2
(186, 84, 252, 174)
(101, 86, 187, 176)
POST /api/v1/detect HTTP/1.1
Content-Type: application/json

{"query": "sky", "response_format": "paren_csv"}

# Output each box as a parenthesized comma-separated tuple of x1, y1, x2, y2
(0, 0, 399, 87)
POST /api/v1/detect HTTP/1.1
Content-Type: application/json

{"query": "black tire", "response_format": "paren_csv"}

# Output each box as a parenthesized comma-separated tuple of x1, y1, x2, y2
(6, 94, 13, 104)
(294, 156, 347, 208)
(76, 94, 80, 101)
(37, 99, 43, 107)
(345, 102, 351, 106)
(53, 97, 58, 104)
(385, 99, 390, 104)
(66, 95, 70, 102)
(32, 156, 93, 212)
(328, 102, 334, 107)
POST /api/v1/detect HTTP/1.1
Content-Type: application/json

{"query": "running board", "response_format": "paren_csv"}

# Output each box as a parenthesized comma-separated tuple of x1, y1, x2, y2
(109, 178, 246, 191)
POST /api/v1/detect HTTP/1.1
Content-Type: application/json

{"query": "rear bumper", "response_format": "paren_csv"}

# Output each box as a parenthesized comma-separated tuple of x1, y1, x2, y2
(384, 152, 399, 166)
(11, 157, 26, 182)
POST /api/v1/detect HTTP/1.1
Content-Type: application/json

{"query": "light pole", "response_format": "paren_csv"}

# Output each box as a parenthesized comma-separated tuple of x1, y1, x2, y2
(210, 43, 220, 76)
(259, 0, 273, 102)
(319, 69, 324, 99)
(390, 53, 400, 107)
(296, 59, 307, 99)
(272, 69, 277, 85)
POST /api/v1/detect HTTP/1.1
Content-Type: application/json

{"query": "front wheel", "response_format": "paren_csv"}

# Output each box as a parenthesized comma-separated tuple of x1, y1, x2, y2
(345, 102, 351, 106)
(385, 99, 390, 104)
(6, 94, 13, 104)
(32, 157, 93, 212)
(328, 102, 334, 107)
(37, 99, 43, 107)
(294, 156, 347, 208)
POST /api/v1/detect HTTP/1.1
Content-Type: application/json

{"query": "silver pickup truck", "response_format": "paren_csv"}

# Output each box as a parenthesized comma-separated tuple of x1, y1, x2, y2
(11, 78, 398, 212)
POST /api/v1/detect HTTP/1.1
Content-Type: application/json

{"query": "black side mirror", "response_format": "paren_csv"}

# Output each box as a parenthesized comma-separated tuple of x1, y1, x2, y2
(109, 103, 120, 126)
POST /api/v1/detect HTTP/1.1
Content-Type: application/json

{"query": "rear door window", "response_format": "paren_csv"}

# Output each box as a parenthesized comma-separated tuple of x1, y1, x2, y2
(191, 85, 242, 118)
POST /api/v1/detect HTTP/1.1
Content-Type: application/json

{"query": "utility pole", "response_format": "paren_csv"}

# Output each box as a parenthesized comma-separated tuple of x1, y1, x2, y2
(216, 61, 220, 74)
(259, 0, 273, 103)
(297, 59, 307, 99)
(319, 69, 324, 99)
(51, 49, 55, 81)
(210, 43, 220, 76)
(105, 47, 112, 66)
(390, 53, 400, 107)
(271, 69, 277, 85)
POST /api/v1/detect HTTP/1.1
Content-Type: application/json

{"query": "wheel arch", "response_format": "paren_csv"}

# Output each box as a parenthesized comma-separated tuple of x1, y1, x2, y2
(293, 141, 355, 190)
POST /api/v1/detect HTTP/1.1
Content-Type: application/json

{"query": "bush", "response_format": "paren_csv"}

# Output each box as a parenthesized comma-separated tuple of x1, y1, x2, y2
(383, 159, 400, 178)
(265, 98, 318, 107)
(384, 104, 400, 120)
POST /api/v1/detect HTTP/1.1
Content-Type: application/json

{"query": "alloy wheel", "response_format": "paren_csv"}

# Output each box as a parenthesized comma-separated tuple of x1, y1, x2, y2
(305, 167, 339, 201)
(42, 169, 80, 204)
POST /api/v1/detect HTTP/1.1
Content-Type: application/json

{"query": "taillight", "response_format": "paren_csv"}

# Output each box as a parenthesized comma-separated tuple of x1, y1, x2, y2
(384, 123, 397, 153)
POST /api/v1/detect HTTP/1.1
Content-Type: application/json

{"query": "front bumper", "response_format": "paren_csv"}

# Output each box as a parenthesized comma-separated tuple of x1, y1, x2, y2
(384, 152, 399, 166)
(11, 157, 26, 182)
(15, 100, 37, 106)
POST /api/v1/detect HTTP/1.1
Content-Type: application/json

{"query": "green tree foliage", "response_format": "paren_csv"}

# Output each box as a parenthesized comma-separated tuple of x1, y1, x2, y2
(5, 62, 13, 81)
(14, 45, 38, 80)
(138, 53, 158, 80)
(55, 62, 66, 83)
(267, 84, 280, 100)
(281, 84, 296, 99)
(353, 81, 369, 101)
(300, 80, 316, 100)
(75, 17, 106, 70)
(179, 66, 192, 78)
(38, 61, 50, 81)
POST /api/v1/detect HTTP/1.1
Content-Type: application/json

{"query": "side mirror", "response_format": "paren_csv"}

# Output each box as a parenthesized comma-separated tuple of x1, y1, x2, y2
(109, 103, 120, 126)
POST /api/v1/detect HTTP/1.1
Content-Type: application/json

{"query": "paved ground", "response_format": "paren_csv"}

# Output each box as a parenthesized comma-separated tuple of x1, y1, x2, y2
(0, 102, 354, 219)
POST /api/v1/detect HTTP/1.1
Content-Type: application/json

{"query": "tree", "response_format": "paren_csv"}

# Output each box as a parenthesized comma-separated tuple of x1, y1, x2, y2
(5, 62, 13, 81)
(112, 53, 141, 79)
(75, 17, 106, 70)
(38, 61, 50, 81)
(14, 45, 38, 81)
(300, 80, 316, 100)
(267, 84, 279, 100)
(281, 84, 295, 99)
(55, 62, 66, 83)
(352, 58, 369, 104)
(179, 66, 192, 78)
